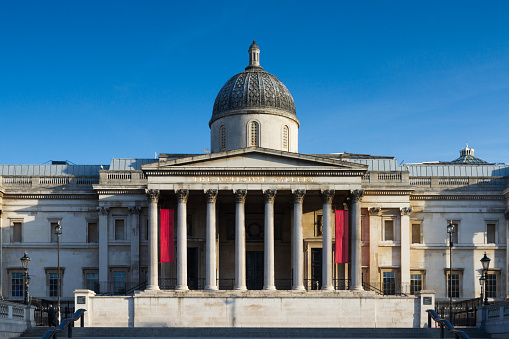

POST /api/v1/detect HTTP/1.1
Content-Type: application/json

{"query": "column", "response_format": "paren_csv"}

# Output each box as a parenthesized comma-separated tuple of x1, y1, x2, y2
(176, 189, 189, 291)
(320, 189, 335, 291)
(505, 210, 509, 299)
(205, 189, 218, 291)
(128, 206, 142, 287)
(145, 189, 159, 290)
(368, 207, 381, 288)
(234, 189, 247, 290)
(400, 207, 412, 294)
(263, 189, 277, 290)
(292, 189, 306, 291)
(97, 206, 109, 293)
(350, 189, 364, 291)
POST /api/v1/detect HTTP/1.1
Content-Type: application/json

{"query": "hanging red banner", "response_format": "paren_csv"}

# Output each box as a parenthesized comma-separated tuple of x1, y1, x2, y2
(160, 209, 174, 263)
(335, 210, 349, 263)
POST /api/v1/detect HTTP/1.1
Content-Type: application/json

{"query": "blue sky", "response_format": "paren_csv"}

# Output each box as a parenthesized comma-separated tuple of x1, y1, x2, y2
(1, 1, 508, 165)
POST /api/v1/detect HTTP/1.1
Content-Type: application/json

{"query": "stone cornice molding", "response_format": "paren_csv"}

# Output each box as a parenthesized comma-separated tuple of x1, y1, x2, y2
(144, 169, 366, 177)
(320, 189, 335, 204)
(410, 195, 504, 201)
(364, 190, 413, 196)
(204, 189, 218, 203)
(97, 206, 109, 215)
(400, 207, 413, 216)
(368, 207, 381, 216)
(175, 189, 189, 203)
(6, 193, 97, 200)
(263, 189, 277, 203)
(145, 189, 159, 203)
(128, 206, 142, 215)
(292, 189, 306, 204)
(234, 189, 247, 203)
(96, 189, 146, 195)
(350, 189, 364, 203)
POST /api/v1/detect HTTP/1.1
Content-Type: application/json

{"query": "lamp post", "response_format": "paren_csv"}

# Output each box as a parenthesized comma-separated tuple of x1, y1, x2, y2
(20, 251, 31, 304)
(480, 252, 491, 306)
(446, 221, 455, 324)
(479, 275, 485, 303)
(54, 221, 62, 323)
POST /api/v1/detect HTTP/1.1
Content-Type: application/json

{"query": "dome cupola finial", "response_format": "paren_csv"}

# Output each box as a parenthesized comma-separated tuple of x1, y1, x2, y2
(246, 40, 263, 71)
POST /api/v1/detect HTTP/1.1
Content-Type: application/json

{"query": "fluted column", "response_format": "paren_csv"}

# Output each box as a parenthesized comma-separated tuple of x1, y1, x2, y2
(400, 207, 412, 294)
(205, 189, 218, 291)
(234, 189, 247, 290)
(320, 189, 335, 291)
(176, 189, 189, 291)
(350, 189, 364, 291)
(292, 189, 306, 291)
(128, 206, 142, 287)
(145, 189, 160, 290)
(97, 206, 109, 293)
(263, 189, 277, 290)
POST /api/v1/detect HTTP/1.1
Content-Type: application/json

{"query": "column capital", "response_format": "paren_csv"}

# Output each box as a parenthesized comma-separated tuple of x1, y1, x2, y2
(233, 189, 247, 203)
(350, 189, 364, 203)
(145, 189, 159, 203)
(175, 189, 189, 203)
(400, 207, 413, 216)
(320, 189, 335, 204)
(263, 189, 277, 203)
(97, 206, 109, 215)
(368, 207, 381, 216)
(204, 189, 218, 203)
(292, 189, 306, 203)
(128, 206, 142, 215)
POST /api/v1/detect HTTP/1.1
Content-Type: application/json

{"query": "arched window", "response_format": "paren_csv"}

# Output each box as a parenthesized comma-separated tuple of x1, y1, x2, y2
(249, 121, 259, 147)
(220, 125, 226, 151)
(282, 125, 289, 151)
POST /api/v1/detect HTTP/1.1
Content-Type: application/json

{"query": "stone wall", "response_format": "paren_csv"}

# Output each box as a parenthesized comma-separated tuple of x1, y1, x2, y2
(0, 301, 35, 339)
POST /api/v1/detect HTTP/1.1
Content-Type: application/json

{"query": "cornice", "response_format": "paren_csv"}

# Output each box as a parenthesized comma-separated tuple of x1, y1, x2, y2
(5, 193, 97, 200)
(144, 169, 366, 177)
(410, 195, 504, 201)
(363, 190, 413, 196)
(96, 189, 146, 195)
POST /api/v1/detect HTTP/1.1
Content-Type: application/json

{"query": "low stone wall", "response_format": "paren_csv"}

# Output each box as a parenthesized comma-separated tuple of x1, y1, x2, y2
(75, 289, 435, 328)
(0, 301, 35, 339)
(477, 302, 509, 339)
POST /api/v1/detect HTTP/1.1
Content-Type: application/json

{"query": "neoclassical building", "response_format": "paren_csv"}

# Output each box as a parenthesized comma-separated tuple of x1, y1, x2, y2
(1, 42, 509, 314)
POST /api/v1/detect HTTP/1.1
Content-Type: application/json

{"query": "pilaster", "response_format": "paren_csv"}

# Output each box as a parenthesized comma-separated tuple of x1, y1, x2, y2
(97, 206, 109, 293)
(368, 207, 381, 288)
(128, 206, 142, 287)
(400, 207, 412, 294)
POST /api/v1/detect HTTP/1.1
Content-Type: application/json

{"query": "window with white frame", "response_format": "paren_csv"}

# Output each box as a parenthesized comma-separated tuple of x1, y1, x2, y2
(446, 271, 461, 298)
(114, 219, 126, 241)
(486, 222, 497, 244)
(382, 219, 395, 241)
(410, 271, 425, 295)
(382, 271, 396, 295)
(46, 269, 63, 298)
(486, 273, 497, 298)
(112, 270, 127, 294)
(11, 272, 23, 297)
(83, 269, 99, 292)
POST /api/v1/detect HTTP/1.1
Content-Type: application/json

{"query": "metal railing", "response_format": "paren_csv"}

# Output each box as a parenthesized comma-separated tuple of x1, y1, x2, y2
(42, 309, 86, 339)
(427, 309, 469, 339)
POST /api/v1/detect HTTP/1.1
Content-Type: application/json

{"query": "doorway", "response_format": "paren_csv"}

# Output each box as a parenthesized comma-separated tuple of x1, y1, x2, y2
(246, 251, 263, 290)
(187, 247, 199, 290)
(311, 248, 322, 290)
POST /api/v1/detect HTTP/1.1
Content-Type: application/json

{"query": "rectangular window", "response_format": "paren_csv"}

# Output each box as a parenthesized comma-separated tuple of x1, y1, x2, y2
(51, 222, 59, 243)
(113, 271, 126, 294)
(410, 273, 422, 295)
(86, 272, 99, 292)
(486, 223, 496, 244)
(486, 273, 497, 298)
(11, 272, 23, 297)
(114, 219, 125, 241)
(447, 273, 460, 298)
(13, 222, 22, 242)
(49, 273, 59, 297)
(88, 222, 98, 243)
(383, 272, 395, 295)
(383, 220, 394, 241)
(412, 223, 421, 244)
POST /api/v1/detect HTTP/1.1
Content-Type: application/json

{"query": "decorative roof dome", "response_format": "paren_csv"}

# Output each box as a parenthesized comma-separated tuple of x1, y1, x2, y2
(451, 144, 491, 164)
(210, 41, 297, 126)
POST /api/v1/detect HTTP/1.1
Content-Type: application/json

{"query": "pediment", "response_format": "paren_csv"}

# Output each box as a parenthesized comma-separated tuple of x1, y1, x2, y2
(142, 148, 367, 174)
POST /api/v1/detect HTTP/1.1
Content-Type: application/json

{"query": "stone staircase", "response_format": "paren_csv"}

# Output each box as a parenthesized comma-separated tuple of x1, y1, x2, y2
(19, 326, 493, 338)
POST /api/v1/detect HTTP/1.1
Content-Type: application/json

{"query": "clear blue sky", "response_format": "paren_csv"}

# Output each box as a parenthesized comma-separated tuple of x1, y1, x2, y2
(1, 1, 508, 165)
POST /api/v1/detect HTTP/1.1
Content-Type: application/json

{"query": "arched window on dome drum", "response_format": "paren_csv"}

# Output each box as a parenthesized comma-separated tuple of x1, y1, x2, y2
(282, 125, 289, 151)
(250, 121, 259, 147)
(220, 125, 226, 151)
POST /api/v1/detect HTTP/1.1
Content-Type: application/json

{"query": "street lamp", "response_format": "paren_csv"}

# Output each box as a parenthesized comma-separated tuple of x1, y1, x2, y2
(20, 251, 31, 304)
(480, 252, 491, 305)
(479, 275, 485, 303)
(54, 221, 62, 323)
(446, 221, 455, 324)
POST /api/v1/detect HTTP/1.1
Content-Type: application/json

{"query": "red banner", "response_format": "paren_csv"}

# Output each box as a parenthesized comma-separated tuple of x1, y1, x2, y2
(335, 210, 349, 263)
(160, 209, 174, 263)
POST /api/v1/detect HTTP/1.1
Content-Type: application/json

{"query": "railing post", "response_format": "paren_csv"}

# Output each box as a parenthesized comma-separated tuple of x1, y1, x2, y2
(68, 323, 72, 338)
(440, 321, 444, 339)
(428, 312, 431, 328)
(81, 314, 84, 327)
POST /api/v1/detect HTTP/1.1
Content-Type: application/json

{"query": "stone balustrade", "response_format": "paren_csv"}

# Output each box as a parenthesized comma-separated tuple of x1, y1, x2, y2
(99, 171, 147, 185)
(477, 301, 509, 338)
(0, 175, 99, 189)
(0, 300, 35, 339)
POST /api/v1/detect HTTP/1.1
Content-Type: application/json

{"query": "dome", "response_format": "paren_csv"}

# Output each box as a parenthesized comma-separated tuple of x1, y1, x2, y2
(210, 41, 297, 126)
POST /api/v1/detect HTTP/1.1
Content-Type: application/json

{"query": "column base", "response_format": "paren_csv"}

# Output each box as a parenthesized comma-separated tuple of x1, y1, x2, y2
(205, 286, 219, 291)
(145, 285, 160, 291)
(292, 286, 306, 291)
(350, 286, 364, 291)
(234, 286, 247, 291)
(263, 286, 276, 291)
(176, 286, 189, 291)
(321, 285, 334, 291)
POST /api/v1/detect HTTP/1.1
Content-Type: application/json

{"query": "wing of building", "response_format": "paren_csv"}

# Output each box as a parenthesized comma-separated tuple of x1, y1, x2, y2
(1, 42, 508, 323)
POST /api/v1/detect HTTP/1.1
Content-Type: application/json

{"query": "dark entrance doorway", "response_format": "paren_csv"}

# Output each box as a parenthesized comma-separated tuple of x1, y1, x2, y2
(187, 247, 199, 290)
(311, 248, 322, 290)
(246, 251, 263, 290)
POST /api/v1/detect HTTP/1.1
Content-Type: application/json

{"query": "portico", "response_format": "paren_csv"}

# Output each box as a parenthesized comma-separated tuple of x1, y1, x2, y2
(141, 147, 367, 293)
